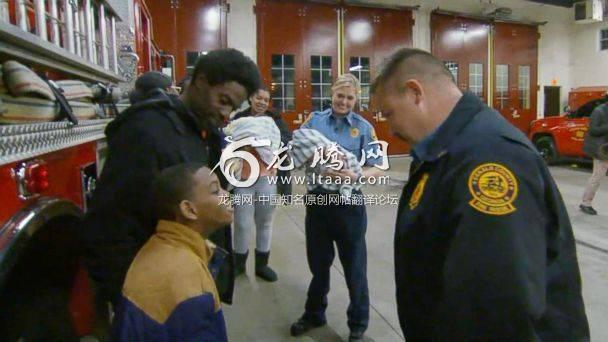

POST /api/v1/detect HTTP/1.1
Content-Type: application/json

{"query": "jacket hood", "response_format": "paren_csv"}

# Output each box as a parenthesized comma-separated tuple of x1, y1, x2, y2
(105, 90, 201, 139)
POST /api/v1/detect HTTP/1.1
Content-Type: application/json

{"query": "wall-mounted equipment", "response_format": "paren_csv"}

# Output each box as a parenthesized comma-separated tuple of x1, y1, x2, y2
(574, 0, 603, 23)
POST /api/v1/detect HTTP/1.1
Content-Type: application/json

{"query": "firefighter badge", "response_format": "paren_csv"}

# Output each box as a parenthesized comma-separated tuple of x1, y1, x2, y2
(350, 127, 359, 138)
(409, 173, 429, 210)
(468, 163, 518, 215)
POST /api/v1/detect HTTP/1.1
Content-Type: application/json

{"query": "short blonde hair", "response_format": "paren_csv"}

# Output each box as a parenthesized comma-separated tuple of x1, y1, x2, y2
(332, 73, 361, 95)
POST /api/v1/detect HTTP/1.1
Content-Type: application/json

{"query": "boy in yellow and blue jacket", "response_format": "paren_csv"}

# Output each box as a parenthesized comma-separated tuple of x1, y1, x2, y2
(112, 163, 233, 341)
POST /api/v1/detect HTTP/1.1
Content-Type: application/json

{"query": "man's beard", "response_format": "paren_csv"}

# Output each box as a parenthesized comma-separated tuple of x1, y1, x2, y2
(201, 112, 223, 130)
(190, 100, 222, 129)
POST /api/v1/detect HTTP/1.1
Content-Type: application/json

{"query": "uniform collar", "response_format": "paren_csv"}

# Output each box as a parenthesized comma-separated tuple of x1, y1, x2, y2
(155, 220, 212, 264)
(411, 128, 438, 163)
(415, 91, 484, 162)
(329, 109, 354, 126)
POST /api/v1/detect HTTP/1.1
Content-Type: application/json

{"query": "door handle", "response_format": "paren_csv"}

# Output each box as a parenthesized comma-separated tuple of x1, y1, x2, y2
(373, 111, 385, 123)
(377, 112, 386, 122)
(510, 108, 520, 118)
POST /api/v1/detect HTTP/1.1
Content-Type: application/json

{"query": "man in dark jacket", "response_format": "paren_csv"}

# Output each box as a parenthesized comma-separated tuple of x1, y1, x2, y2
(128, 71, 174, 104)
(371, 48, 589, 340)
(580, 101, 608, 215)
(83, 48, 261, 307)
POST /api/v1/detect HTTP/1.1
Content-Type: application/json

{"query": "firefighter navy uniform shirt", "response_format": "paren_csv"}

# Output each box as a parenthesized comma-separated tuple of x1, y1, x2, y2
(394, 92, 589, 341)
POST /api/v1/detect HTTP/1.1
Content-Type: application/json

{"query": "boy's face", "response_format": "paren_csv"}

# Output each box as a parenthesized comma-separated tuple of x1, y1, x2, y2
(182, 167, 233, 232)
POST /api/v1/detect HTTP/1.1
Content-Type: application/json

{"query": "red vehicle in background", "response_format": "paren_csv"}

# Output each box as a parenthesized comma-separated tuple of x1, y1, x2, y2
(529, 87, 608, 164)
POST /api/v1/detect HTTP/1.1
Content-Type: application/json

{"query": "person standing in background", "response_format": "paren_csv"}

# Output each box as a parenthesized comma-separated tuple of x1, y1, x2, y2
(580, 101, 608, 215)
(231, 88, 290, 282)
(290, 74, 383, 342)
(128, 71, 174, 104)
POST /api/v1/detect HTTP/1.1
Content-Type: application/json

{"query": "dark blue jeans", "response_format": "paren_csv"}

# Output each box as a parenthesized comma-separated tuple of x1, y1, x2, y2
(303, 191, 369, 332)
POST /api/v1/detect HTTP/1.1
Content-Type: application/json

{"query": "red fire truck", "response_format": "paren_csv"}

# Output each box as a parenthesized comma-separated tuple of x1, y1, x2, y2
(0, 0, 167, 338)
(529, 86, 608, 164)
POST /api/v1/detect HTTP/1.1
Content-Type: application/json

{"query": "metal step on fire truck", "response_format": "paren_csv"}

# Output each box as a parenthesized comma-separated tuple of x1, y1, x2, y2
(0, 0, 169, 339)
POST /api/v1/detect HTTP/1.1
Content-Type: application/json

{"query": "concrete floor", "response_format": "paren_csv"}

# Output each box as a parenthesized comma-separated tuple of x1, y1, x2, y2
(223, 157, 608, 342)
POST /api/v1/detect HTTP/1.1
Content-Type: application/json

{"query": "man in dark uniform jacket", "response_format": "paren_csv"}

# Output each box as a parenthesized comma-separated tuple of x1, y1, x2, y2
(371, 48, 589, 341)
(83, 49, 261, 307)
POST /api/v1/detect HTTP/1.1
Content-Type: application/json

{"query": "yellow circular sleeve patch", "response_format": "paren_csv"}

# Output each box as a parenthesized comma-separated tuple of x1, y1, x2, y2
(302, 113, 313, 126)
(468, 163, 518, 215)
(409, 173, 429, 210)
(350, 127, 360, 138)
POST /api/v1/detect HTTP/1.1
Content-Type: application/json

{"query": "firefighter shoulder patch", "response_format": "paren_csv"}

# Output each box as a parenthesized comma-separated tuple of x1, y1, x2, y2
(350, 127, 360, 138)
(370, 127, 378, 141)
(409, 173, 429, 210)
(301, 112, 313, 126)
(468, 163, 518, 216)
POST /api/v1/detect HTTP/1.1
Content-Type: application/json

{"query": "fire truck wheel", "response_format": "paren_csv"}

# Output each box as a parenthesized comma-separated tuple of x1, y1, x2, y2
(534, 136, 558, 164)
(0, 216, 96, 341)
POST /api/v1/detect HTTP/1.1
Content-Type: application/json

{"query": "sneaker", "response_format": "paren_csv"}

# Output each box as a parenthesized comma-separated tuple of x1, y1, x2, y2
(290, 317, 326, 336)
(580, 205, 598, 215)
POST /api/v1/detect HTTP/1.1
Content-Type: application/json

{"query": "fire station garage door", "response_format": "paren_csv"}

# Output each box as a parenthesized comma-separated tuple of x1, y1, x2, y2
(343, 5, 413, 155)
(257, 0, 413, 155)
(431, 13, 489, 103)
(431, 12, 539, 134)
(493, 22, 538, 134)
